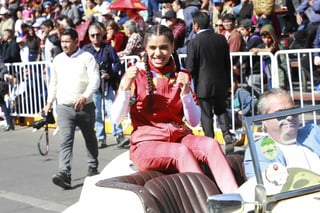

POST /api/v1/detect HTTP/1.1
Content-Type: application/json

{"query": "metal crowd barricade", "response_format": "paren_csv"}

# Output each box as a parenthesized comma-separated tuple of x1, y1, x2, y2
(180, 52, 274, 134)
(5, 61, 51, 117)
(274, 48, 320, 126)
(274, 48, 320, 104)
(5, 50, 320, 133)
(229, 52, 274, 132)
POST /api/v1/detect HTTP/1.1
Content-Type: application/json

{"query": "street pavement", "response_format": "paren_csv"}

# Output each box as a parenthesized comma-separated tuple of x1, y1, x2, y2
(0, 125, 127, 213)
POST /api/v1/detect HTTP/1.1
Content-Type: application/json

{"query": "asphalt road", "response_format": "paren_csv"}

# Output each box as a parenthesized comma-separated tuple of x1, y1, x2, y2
(0, 126, 127, 213)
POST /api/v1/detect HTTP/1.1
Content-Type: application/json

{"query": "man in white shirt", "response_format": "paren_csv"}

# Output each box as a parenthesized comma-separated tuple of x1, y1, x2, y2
(44, 28, 100, 189)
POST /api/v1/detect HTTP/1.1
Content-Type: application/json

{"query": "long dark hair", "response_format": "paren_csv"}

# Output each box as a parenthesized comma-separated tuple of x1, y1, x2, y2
(143, 25, 181, 108)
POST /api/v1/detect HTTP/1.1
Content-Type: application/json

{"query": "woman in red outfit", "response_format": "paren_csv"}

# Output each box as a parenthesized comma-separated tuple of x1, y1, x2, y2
(104, 20, 128, 52)
(111, 25, 238, 193)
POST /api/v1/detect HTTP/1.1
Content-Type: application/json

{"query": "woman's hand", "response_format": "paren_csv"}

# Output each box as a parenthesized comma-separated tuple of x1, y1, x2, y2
(176, 72, 190, 95)
(121, 66, 139, 91)
(250, 48, 259, 55)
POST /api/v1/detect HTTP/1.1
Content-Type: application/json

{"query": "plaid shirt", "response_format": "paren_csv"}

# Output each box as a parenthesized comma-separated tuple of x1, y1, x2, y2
(172, 19, 186, 49)
(117, 32, 144, 58)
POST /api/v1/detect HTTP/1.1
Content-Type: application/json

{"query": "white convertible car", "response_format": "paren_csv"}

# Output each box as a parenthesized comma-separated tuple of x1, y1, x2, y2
(64, 105, 320, 213)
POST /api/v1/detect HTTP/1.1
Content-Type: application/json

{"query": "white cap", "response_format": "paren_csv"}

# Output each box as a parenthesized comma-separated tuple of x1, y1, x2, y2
(0, 7, 10, 15)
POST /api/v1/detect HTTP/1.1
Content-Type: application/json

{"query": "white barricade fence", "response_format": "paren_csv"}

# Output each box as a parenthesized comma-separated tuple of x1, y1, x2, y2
(274, 48, 320, 126)
(5, 61, 51, 117)
(3, 50, 319, 133)
(180, 52, 274, 135)
(230, 52, 275, 133)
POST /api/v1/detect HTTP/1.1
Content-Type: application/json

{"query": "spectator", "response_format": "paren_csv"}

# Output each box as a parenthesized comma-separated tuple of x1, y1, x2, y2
(172, 0, 185, 20)
(40, 19, 61, 62)
(1, 29, 21, 63)
(60, 0, 81, 26)
(104, 20, 128, 52)
(82, 0, 95, 21)
(147, 0, 159, 23)
(183, 0, 200, 35)
(186, 12, 237, 151)
(0, 7, 15, 37)
(237, 18, 261, 49)
(43, 1, 56, 20)
(44, 28, 100, 189)
(7, 0, 19, 18)
(117, 20, 144, 58)
(69, 0, 83, 18)
(214, 16, 226, 34)
(250, 24, 287, 92)
(237, 0, 253, 22)
(53, 3, 62, 20)
(227, 75, 257, 127)
(125, 9, 145, 31)
(0, 59, 14, 131)
(33, 9, 46, 29)
(21, 1, 34, 25)
(155, 2, 174, 26)
(14, 9, 24, 37)
(211, 0, 234, 28)
(25, 26, 41, 61)
(244, 88, 320, 179)
(222, 13, 243, 52)
(111, 24, 238, 193)
(162, 10, 186, 49)
(93, 0, 110, 23)
(16, 37, 29, 62)
(83, 23, 130, 149)
(233, 18, 262, 77)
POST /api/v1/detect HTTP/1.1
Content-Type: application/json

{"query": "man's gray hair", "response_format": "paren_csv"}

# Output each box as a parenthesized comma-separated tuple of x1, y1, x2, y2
(124, 20, 139, 33)
(257, 88, 293, 114)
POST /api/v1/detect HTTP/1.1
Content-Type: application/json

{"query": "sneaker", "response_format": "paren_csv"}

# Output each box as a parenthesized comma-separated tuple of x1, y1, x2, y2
(223, 133, 238, 154)
(87, 167, 99, 176)
(98, 139, 107, 149)
(116, 134, 130, 148)
(223, 133, 237, 144)
(52, 172, 71, 189)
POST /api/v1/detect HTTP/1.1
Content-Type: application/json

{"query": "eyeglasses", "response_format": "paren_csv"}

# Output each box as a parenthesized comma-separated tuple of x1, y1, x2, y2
(90, 33, 101, 38)
(215, 24, 223, 27)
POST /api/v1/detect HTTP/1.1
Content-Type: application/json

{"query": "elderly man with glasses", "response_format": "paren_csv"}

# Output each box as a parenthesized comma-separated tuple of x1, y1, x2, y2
(83, 23, 130, 149)
(244, 88, 320, 179)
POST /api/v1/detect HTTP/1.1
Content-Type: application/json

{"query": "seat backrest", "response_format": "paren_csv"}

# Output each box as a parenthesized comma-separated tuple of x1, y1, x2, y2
(96, 170, 165, 213)
(97, 170, 165, 187)
(144, 172, 220, 213)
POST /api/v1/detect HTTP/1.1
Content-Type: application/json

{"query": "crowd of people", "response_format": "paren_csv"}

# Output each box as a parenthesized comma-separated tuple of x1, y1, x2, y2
(1, 0, 320, 190)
